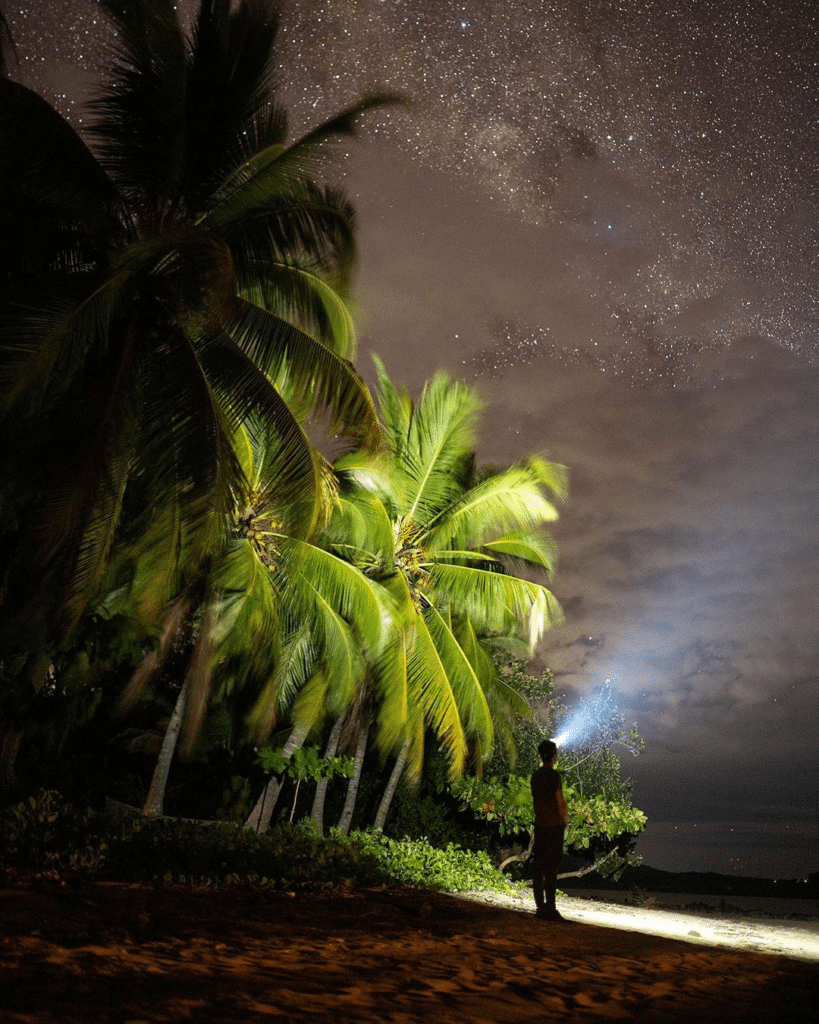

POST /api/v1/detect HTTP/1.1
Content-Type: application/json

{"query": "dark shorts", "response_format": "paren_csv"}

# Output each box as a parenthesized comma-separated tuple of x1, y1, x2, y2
(533, 825, 565, 866)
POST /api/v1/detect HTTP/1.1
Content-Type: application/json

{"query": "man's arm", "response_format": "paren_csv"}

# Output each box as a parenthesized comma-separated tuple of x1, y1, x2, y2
(556, 784, 568, 826)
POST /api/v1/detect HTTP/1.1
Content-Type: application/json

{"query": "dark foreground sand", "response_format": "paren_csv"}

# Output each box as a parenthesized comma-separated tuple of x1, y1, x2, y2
(1, 882, 817, 1023)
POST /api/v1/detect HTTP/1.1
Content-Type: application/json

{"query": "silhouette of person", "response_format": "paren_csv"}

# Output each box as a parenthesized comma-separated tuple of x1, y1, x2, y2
(530, 738, 568, 921)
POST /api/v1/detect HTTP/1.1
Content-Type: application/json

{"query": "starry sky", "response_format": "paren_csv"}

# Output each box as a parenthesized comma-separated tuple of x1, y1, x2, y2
(9, 0, 819, 879)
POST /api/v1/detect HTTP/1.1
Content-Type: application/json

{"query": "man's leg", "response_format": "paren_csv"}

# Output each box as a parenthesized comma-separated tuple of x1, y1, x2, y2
(532, 829, 546, 910)
(539, 827, 565, 920)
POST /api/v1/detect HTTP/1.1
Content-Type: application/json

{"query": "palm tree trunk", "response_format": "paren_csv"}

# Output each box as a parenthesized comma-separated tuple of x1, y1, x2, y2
(244, 722, 309, 832)
(373, 736, 410, 832)
(0, 725, 23, 788)
(337, 723, 368, 836)
(141, 679, 188, 818)
(311, 714, 345, 834)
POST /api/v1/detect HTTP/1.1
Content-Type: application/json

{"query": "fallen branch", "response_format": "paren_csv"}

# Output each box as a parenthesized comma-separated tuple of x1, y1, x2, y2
(498, 835, 621, 879)
(498, 833, 535, 872)
(558, 846, 619, 880)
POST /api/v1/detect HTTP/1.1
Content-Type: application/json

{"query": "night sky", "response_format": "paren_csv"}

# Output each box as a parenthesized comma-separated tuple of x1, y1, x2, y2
(10, 0, 819, 879)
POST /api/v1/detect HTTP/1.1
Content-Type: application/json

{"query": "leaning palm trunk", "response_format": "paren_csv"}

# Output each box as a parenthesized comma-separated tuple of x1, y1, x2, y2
(336, 723, 369, 836)
(311, 714, 346, 833)
(0, 726, 23, 787)
(244, 722, 310, 832)
(141, 678, 188, 818)
(373, 736, 410, 832)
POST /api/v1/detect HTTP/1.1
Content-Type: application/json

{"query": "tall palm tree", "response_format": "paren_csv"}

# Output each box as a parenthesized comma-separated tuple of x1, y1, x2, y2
(0, 0, 382, 683)
(120, 416, 384, 819)
(326, 359, 568, 793)
(297, 360, 566, 833)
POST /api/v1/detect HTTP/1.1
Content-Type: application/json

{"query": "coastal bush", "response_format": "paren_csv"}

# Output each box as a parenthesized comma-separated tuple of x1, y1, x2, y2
(0, 791, 514, 894)
(105, 819, 385, 889)
(0, 790, 109, 876)
(352, 831, 514, 893)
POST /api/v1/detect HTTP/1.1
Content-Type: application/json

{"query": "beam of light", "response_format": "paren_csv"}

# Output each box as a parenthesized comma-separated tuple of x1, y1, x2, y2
(557, 899, 819, 962)
(554, 680, 624, 750)
(460, 893, 819, 961)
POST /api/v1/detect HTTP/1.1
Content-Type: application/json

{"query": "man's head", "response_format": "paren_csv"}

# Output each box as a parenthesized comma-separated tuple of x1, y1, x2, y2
(538, 739, 557, 764)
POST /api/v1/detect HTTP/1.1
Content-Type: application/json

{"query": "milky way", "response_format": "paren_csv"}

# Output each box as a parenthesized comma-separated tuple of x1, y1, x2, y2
(278, 0, 819, 381)
(11, 0, 819, 390)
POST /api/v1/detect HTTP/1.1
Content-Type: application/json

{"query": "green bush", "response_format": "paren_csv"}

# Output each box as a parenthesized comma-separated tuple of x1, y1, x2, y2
(0, 790, 109, 875)
(352, 831, 515, 893)
(0, 791, 517, 894)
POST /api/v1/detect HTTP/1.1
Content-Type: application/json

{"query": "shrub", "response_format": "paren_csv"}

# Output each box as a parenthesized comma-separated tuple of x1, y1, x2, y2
(0, 791, 517, 895)
(0, 790, 109, 876)
(352, 831, 515, 893)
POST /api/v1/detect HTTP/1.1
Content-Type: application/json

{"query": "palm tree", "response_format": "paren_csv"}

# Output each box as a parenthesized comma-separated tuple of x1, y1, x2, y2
(0, 0, 382, 685)
(324, 359, 567, 816)
(118, 417, 384, 819)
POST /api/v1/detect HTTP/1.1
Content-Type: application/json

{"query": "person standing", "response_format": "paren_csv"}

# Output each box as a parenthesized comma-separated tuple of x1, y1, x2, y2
(530, 738, 568, 921)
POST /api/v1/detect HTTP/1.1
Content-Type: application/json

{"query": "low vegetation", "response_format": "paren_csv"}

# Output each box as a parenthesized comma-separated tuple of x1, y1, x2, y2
(1, 790, 514, 895)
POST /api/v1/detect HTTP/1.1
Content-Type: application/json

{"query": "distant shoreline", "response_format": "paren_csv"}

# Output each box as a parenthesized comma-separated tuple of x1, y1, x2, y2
(559, 862, 819, 902)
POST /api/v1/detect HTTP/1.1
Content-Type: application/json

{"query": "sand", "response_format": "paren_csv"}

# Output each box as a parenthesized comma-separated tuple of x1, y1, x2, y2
(1, 881, 817, 1023)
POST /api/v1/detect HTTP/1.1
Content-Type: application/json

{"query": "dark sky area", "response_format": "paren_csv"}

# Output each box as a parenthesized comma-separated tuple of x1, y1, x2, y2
(9, 0, 819, 878)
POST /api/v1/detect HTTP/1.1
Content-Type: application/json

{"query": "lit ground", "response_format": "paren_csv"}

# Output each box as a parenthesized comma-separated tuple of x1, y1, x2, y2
(1, 882, 817, 1022)
(464, 887, 819, 961)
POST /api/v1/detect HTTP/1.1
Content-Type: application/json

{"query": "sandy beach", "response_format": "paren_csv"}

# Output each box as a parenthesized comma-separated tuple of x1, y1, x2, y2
(1, 881, 817, 1023)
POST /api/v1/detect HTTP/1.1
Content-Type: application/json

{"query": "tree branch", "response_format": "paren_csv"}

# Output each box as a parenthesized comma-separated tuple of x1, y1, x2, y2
(558, 846, 619, 880)
(498, 835, 620, 879)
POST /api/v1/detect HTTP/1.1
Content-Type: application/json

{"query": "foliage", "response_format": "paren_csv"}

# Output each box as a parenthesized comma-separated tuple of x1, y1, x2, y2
(106, 819, 384, 890)
(0, 790, 109, 876)
(352, 831, 514, 893)
(450, 772, 647, 852)
(0, 0, 382, 687)
(383, 772, 490, 852)
(450, 655, 647, 878)
(0, 791, 513, 894)
(323, 361, 567, 783)
(214, 775, 253, 823)
(255, 744, 354, 785)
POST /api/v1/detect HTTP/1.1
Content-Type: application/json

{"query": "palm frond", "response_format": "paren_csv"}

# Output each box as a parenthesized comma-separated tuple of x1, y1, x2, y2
(454, 618, 531, 766)
(423, 604, 494, 761)
(240, 257, 357, 358)
(372, 353, 412, 457)
(326, 493, 395, 572)
(301, 579, 363, 715)
(226, 297, 381, 450)
(2, 270, 134, 415)
(421, 462, 562, 552)
(179, 0, 282, 208)
(211, 538, 280, 676)
(207, 94, 394, 227)
(406, 613, 467, 778)
(289, 671, 332, 739)
(383, 367, 482, 526)
(278, 538, 384, 651)
(245, 620, 315, 740)
(89, 0, 188, 211)
(221, 185, 356, 296)
(428, 562, 563, 650)
(127, 499, 185, 629)
(0, 77, 119, 229)
(480, 530, 558, 573)
(133, 325, 242, 567)
(196, 331, 332, 537)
